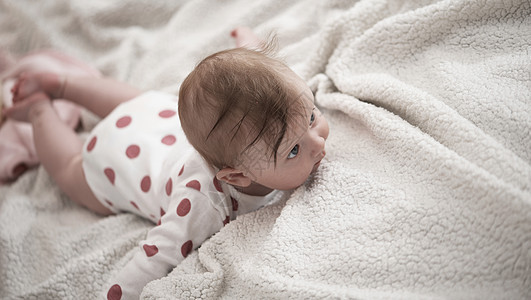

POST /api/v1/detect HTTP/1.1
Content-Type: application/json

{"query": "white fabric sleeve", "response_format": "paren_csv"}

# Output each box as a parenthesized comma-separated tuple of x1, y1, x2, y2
(102, 188, 226, 300)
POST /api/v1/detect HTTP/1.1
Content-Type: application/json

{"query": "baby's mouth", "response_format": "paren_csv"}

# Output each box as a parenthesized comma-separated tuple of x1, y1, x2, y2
(311, 150, 326, 173)
(311, 160, 321, 173)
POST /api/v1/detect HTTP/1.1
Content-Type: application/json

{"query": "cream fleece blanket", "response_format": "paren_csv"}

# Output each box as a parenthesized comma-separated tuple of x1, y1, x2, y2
(1, 0, 530, 299)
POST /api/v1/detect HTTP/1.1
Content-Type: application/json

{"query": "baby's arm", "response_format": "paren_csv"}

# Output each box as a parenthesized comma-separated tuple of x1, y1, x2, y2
(11, 73, 141, 118)
(104, 190, 225, 299)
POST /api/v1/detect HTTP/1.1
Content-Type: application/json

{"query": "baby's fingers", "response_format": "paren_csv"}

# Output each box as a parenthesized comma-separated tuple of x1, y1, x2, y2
(3, 92, 51, 122)
(10, 77, 21, 98)
(11, 73, 37, 103)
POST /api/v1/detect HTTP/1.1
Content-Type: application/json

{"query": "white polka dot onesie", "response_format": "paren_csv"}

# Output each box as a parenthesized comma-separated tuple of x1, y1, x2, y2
(82, 91, 283, 299)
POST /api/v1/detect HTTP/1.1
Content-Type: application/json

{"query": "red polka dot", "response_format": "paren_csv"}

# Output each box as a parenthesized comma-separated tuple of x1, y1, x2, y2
(107, 284, 122, 300)
(178, 165, 184, 176)
(86, 136, 97, 152)
(213, 177, 223, 193)
(223, 216, 230, 226)
(231, 197, 239, 211)
(104, 168, 115, 185)
(126, 144, 140, 158)
(116, 116, 132, 128)
(161, 135, 176, 145)
(186, 180, 201, 191)
(143, 244, 159, 257)
(181, 240, 193, 257)
(165, 178, 173, 196)
(157, 219, 161, 226)
(141, 176, 151, 193)
(159, 110, 176, 118)
(105, 199, 114, 207)
(177, 198, 191, 216)
(130, 201, 139, 210)
(160, 207, 166, 217)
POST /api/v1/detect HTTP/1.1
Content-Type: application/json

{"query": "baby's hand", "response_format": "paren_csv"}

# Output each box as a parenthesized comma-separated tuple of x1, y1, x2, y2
(231, 27, 264, 49)
(11, 72, 63, 104)
(2, 92, 52, 122)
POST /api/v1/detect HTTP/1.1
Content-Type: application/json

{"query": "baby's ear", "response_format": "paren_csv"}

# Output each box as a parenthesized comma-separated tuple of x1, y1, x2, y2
(216, 167, 252, 187)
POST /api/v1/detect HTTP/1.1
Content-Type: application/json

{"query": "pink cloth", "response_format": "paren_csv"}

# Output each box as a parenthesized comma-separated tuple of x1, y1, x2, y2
(0, 50, 101, 184)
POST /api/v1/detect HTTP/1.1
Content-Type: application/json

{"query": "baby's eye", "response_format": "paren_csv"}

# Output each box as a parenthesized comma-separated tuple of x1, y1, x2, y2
(309, 110, 315, 126)
(288, 144, 299, 159)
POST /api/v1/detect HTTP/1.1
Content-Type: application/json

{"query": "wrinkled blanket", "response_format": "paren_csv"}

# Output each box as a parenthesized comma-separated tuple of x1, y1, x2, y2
(0, 0, 530, 299)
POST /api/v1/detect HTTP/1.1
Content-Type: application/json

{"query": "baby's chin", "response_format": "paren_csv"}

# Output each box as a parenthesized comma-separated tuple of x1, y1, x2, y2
(293, 162, 322, 188)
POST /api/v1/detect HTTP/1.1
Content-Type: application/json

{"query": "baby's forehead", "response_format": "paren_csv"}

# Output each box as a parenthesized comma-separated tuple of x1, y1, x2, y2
(274, 96, 315, 153)
(237, 95, 312, 159)
(290, 85, 315, 119)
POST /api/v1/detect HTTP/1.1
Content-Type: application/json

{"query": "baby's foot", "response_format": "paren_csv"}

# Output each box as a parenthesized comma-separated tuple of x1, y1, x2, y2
(231, 27, 264, 49)
(11, 72, 63, 104)
(2, 92, 52, 122)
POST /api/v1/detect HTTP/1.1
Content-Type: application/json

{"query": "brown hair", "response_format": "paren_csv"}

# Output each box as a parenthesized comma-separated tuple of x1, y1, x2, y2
(178, 47, 305, 170)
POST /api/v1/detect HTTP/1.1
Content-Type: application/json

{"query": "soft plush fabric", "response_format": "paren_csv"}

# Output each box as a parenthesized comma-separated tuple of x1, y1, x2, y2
(0, 0, 529, 299)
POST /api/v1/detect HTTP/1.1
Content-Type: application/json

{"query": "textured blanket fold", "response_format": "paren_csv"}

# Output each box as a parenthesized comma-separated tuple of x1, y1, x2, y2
(0, 0, 529, 299)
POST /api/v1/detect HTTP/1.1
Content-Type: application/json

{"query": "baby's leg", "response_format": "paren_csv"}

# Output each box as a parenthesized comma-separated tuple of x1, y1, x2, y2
(61, 76, 142, 118)
(24, 92, 113, 215)
(12, 73, 141, 118)
(231, 27, 265, 50)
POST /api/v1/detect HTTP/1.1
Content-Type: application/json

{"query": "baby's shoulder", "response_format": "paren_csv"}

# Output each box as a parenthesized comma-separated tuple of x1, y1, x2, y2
(167, 152, 231, 209)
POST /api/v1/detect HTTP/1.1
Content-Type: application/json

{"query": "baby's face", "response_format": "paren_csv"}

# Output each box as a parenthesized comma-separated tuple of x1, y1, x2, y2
(240, 72, 329, 190)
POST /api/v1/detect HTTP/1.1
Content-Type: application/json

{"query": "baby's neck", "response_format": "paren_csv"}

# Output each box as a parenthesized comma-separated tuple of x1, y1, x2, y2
(235, 181, 274, 197)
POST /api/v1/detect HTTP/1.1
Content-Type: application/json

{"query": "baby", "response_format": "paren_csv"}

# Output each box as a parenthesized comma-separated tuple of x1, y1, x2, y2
(3, 28, 329, 299)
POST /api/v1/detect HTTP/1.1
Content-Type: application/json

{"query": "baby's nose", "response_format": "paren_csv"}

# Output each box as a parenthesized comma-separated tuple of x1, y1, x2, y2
(311, 135, 326, 158)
